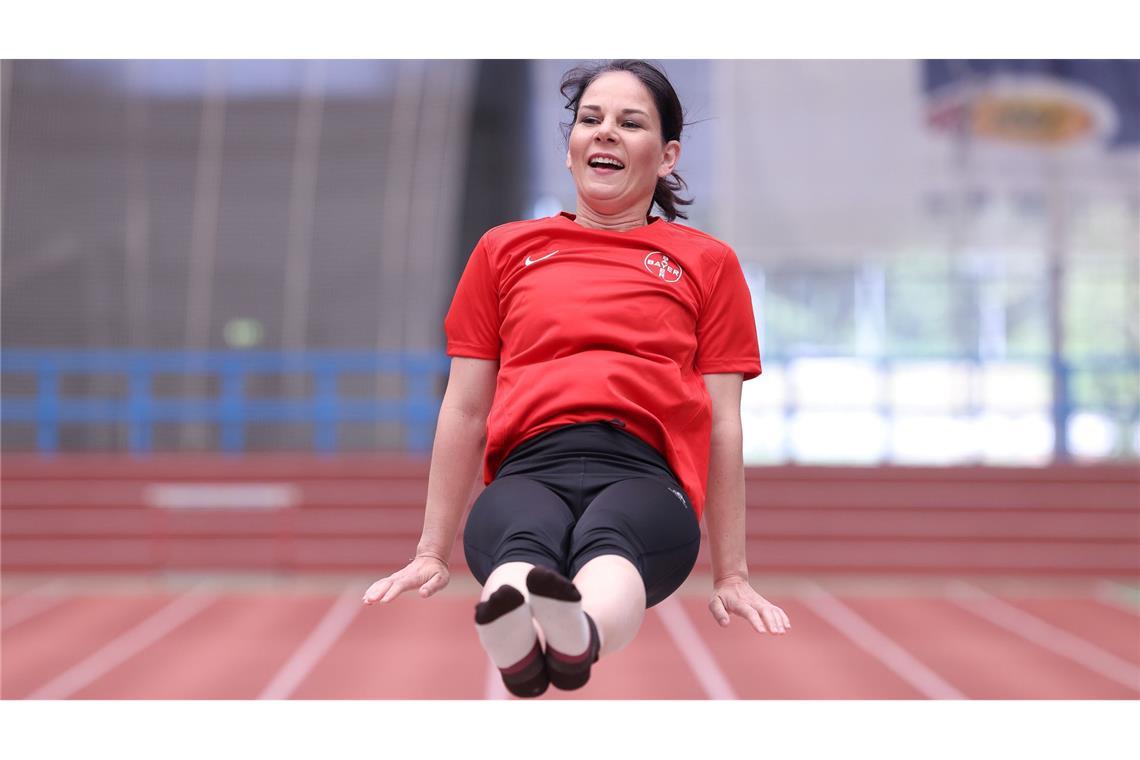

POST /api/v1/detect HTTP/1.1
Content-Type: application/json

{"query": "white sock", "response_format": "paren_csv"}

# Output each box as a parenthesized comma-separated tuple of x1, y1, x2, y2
(529, 592, 590, 656)
(474, 586, 538, 668)
(526, 566, 591, 656)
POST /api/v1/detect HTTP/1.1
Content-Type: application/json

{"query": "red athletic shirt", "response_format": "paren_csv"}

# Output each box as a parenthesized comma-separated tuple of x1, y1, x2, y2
(444, 212, 761, 519)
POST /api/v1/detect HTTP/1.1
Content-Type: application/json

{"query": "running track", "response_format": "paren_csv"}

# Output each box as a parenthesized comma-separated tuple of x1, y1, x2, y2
(3, 576, 1137, 700)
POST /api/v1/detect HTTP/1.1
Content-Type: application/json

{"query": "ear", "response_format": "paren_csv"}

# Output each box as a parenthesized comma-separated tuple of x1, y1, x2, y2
(658, 140, 681, 178)
(565, 148, 573, 171)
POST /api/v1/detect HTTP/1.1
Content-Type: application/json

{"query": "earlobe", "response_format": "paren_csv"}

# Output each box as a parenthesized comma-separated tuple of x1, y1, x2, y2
(565, 150, 572, 171)
(658, 140, 681, 178)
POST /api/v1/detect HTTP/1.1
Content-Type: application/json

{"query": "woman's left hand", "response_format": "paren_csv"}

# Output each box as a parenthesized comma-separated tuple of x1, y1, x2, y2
(709, 577, 791, 634)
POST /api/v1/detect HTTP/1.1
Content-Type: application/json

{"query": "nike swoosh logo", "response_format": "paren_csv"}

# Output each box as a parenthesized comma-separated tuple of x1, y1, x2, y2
(524, 250, 559, 266)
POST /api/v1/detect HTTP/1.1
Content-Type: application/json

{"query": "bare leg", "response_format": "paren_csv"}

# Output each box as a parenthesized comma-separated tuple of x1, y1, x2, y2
(572, 554, 645, 657)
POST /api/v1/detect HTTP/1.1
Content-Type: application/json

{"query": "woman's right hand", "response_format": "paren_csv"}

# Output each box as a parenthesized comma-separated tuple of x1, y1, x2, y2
(362, 554, 450, 605)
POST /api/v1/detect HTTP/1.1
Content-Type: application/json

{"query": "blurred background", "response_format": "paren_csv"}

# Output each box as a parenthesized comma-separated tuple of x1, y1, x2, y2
(1, 59, 1137, 700)
(2, 59, 1137, 461)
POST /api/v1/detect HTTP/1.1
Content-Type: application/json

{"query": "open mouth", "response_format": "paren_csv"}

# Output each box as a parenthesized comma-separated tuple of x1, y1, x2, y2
(587, 156, 625, 171)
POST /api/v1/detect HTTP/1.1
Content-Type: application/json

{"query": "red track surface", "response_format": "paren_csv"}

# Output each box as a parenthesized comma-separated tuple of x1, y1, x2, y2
(839, 597, 1136, 699)
(3, 576, 1137, 700)
(6, 457, 1137, 576)
(678, 597, 927, 699)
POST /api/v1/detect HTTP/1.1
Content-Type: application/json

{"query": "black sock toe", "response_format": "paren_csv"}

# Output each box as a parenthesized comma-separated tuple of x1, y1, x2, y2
(474, 584, 525, 625)
(526, 565, 581, 602)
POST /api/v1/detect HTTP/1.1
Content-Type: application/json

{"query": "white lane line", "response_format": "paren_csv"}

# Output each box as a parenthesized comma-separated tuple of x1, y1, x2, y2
(2, 580, 61, 606)
(1095, 580, 1140, 616)
(2, 586, 67, 631)
(483, 659, 509, 700)
(654, 595, 738, 699)
(800, 582, 965, 699)
(27, 590, 216, 700)
(258, 585, 361, 700)
(948, 581, 1140, 693)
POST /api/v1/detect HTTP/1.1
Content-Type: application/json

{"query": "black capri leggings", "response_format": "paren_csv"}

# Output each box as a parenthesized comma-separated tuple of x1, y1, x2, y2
(462, 420, 701, 608)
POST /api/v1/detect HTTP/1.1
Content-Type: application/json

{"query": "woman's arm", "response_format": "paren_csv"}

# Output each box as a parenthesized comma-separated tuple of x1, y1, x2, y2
(703, 374, 748, 585)
(416, 357, 499, 559)
(701, 372, 790, 634)
(363, 356, 498, 604)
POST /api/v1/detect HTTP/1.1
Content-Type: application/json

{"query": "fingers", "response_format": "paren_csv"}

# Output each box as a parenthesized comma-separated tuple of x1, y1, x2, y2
(717, 594, 791, 635)
(740, 604, 767, 634)
(380, 575, 414, 603)
(760, 606, 785, 634)
(709, 595, 731, 626)
(363, 558, 450, 606)
(362, 573, 413, 604)
(362, 578, 393, 605)
(419, 571, 447, 598)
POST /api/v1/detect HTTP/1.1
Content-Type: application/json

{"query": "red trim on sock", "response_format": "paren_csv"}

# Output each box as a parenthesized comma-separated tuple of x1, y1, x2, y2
(501, 640, 543, 676)
(545, 643, 592, 664)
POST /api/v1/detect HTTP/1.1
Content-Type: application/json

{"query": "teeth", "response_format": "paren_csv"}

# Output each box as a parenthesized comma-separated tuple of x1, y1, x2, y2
(589, 156, 624, 169)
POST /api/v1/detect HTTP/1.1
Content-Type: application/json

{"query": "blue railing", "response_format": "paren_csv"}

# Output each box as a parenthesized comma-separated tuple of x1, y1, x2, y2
(2, 349, 1137, 459)
(0, 350, 451, 454)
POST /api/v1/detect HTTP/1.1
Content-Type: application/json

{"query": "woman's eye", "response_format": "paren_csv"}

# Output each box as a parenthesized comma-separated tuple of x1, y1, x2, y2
(580, 116, 598, 124)
(623, 121, 640, 129)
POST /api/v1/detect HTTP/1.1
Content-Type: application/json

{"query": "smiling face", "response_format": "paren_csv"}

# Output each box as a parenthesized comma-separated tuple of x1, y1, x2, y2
(565, 70, 681, 221)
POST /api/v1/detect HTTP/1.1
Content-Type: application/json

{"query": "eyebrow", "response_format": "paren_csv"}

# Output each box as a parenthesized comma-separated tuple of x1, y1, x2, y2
(579, 105, 650, 117)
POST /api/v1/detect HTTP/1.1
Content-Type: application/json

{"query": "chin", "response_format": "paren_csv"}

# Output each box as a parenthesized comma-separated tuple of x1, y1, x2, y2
(579, 186, 629, 206)
(580, 198, 627, 216)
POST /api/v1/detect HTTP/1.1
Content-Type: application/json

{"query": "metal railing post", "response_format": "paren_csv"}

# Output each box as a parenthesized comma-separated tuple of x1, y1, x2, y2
(127, 355, 153, 454)
(36, 357, 60, 454)
(220, 355, 245, 454)
(314, 365, 337, 454)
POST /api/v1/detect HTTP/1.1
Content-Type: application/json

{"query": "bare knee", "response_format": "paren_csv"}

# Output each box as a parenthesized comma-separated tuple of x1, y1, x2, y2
(574, 555, 642, 592)
(481, 561, 535, 602)
(573, 555, 646, 656)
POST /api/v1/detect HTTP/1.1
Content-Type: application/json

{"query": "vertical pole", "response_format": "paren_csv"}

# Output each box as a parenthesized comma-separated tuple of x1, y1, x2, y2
(183, 61, 227, 449)
(128, 356, 153, 454)
(948, 61, 981, 462)
(123, 63, 152, 454)
(856, 262, 888, 463)
(377, 60, 425, 447)
(220, 357, 245, 454)
(282, 60, 326, 404)
(314, 367, 338, 454)
(1046, 157, 1071, 461)
(124, 61, 151, 350)
(37, 359, 59, 454)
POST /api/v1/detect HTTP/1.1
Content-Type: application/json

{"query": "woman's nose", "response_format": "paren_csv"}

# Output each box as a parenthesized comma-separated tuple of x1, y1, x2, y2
(594, 119, 617, 142)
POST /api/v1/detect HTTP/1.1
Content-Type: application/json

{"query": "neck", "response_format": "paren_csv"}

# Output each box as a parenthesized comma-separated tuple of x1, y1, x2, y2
(571, 200, 653, 232)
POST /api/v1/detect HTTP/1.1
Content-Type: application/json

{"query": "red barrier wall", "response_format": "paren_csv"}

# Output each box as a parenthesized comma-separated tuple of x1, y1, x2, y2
(2, 454, 1137, 575)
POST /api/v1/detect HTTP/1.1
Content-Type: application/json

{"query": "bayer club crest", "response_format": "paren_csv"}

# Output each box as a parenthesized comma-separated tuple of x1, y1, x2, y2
(644, 251, 683, 283)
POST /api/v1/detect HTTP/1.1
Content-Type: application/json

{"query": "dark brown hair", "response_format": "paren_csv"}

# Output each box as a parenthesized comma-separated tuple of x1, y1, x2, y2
(559, 59, 693, 221)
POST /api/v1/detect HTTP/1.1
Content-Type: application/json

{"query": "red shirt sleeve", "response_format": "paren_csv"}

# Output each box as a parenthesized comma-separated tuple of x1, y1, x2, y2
(444, 235, 501, 360)
(694, 246, 762, 380)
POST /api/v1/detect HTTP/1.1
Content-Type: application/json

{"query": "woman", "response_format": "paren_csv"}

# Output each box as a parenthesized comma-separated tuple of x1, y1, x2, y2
(363, 59, 790, 698)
